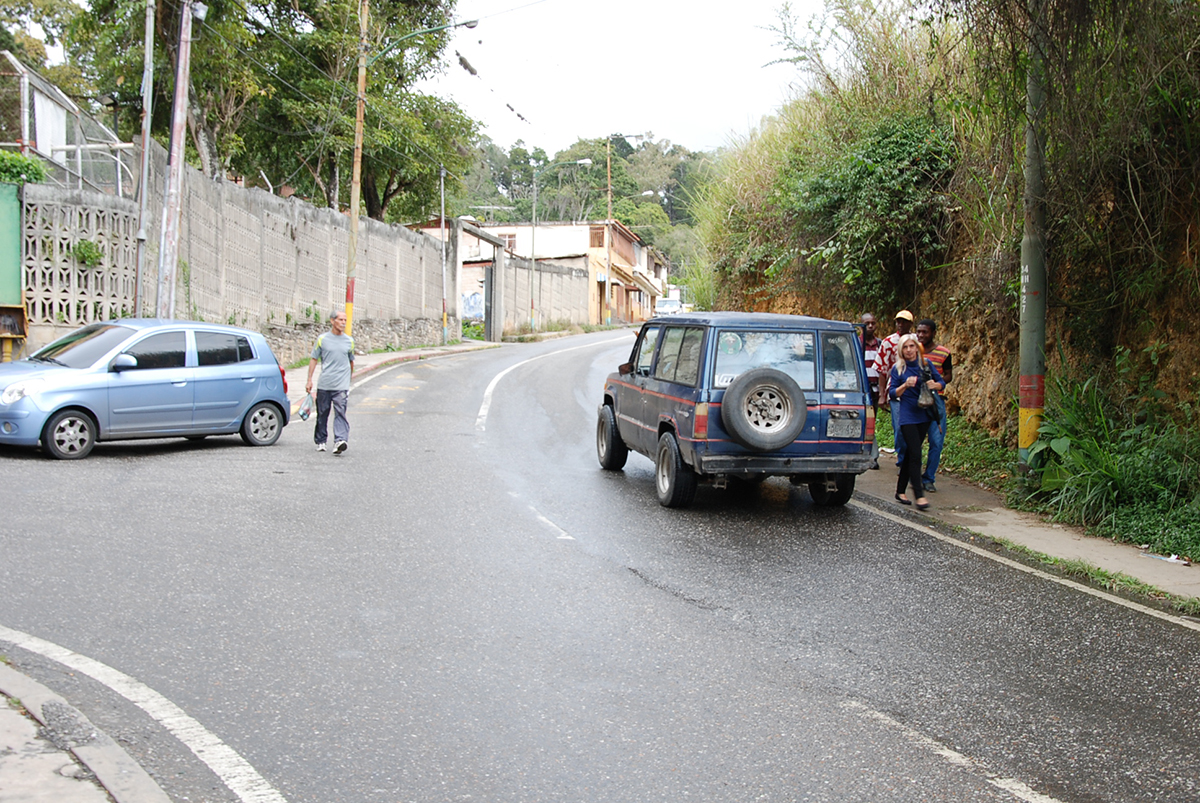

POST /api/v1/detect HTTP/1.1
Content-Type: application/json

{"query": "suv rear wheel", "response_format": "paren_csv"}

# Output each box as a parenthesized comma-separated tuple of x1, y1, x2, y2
(655, 431, 697, 508)
(721, 368, 807, 451)
(809, 474, 855, 507)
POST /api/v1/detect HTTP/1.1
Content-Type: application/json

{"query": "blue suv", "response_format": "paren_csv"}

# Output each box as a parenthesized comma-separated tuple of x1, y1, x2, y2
(598, 312, 875, 507)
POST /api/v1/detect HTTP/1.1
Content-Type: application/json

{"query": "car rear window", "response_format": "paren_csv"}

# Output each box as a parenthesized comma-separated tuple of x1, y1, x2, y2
(32, 324, 136, 368)
(197, 332, 255, 366)
(712, 330, 816, 390)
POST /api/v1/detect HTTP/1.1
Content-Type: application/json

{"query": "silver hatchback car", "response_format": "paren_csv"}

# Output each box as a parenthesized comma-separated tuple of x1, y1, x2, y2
(0, 319, 291, 459)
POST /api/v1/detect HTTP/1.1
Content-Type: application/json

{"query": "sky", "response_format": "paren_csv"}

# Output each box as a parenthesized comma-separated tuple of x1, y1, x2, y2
(417, 0, 827, 156)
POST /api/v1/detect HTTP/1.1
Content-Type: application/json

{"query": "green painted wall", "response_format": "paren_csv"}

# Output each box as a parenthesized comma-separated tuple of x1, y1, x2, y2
(0, 183, 20, 306)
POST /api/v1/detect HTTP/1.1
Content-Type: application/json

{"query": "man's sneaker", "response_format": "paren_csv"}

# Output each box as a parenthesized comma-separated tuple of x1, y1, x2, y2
(316, 443, 326, 452)
(334, 441, 348, 455)
(925, 483, 937, 493)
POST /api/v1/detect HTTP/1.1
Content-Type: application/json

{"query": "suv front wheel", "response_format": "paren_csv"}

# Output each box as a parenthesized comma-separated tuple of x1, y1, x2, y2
(597, 405, 628, 470)
(655, 431, 697, 508)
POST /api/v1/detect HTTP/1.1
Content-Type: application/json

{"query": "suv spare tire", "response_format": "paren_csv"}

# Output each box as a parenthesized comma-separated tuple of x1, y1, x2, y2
(720, 367, 807, 452)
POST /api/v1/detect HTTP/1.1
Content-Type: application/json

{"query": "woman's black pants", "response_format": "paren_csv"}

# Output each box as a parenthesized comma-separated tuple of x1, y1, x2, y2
(896, 421, 930, 499)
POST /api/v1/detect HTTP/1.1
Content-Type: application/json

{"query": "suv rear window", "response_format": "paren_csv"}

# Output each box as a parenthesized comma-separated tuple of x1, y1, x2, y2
(822, 332, 862, 391)
(712, 330, 816, 390)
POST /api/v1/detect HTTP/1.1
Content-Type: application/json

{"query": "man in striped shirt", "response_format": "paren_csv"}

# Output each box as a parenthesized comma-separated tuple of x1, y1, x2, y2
(861, 313, 882, 469)
(917, 318, 953, 491)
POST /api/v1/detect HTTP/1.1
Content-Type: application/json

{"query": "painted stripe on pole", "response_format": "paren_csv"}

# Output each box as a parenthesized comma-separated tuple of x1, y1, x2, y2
(0, 624, 288, 803)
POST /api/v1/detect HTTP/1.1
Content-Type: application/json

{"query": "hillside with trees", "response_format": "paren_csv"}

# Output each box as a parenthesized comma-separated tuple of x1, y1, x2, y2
(691, 0, 1200, 556)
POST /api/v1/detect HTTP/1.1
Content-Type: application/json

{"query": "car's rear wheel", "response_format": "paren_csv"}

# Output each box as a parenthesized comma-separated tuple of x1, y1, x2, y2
(721, 368, 807, 451)
(809, 474, 856, 507)
(597, 405, 628, 470)
(240, 402, 282, 446)
(42, 409, 97, 460)
(655, 431, 697, 508)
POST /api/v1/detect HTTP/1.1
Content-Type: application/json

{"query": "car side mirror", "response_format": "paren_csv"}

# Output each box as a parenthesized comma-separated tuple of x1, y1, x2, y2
(111, 353, 138, 372)
(618, 362, 634, 376)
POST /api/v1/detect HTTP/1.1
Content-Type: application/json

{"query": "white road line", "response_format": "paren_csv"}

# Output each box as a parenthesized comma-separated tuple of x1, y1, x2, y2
(530, 506, 575, 540)
(0, 624, 288, 803)
(350, 361, 405, 393)
(841, 700, 1064, 803)
(848, 500, 1200, 634)
(475, 337, 629, 431)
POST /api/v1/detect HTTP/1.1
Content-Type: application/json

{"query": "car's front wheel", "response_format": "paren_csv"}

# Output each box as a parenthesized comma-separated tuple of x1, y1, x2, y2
(240, 402, 283, 446)
(42, 409, 97, 460)
(809, 474, 856, 507)
(655, 431, 697, 508)
(597, 405, 628, 470)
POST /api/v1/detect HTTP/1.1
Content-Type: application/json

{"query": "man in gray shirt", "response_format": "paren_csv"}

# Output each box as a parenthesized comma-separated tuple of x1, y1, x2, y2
(305, 309, 354, 454)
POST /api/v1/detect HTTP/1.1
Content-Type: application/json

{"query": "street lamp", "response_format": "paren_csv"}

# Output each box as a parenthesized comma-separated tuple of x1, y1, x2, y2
(529, 158, 591, 332)
(344, 14, 478, 335)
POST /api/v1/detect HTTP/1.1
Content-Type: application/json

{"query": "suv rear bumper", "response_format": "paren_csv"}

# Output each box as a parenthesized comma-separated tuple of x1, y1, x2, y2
(693, 452, 874, 477)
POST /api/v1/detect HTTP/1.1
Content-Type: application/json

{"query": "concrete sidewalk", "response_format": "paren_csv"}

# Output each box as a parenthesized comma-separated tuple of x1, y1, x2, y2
(854, 453, 1200, 600)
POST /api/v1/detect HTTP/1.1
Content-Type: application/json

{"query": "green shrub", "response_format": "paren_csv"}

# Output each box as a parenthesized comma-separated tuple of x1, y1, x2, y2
(72, 241, 103, 267)
(0, 151, 46, 185)
(1028, 347, 1200, 557)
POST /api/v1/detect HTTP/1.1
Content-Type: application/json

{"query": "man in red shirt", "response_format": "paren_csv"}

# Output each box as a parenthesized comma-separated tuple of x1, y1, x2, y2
(861, 313, 882, 469)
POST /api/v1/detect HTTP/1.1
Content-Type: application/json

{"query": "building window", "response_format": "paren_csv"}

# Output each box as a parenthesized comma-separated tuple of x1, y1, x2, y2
(503, 234, 516, 252)
(590, 226, 605, 248)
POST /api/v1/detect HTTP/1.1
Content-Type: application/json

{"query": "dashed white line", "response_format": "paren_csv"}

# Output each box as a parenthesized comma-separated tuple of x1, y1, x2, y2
(841, 700, 1064, 803)
(531, 506, 575, 540)
(0, 624, 288, 803)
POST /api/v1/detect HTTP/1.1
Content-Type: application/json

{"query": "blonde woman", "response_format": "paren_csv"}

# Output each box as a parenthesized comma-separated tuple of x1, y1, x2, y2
(887, 333, 945, 510)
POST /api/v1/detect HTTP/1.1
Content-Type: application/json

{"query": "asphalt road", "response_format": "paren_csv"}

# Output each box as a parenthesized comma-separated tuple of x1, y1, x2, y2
(1, 330, 1198, 803)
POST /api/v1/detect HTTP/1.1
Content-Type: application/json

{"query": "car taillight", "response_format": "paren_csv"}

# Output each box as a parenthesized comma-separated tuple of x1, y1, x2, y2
(694, 403, 708, 440)
(865, 405, 875, 439)
(279, 362, 288, 394)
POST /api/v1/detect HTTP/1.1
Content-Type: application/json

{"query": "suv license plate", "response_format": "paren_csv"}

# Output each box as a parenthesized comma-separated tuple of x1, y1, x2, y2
(827, 419, 862, 439)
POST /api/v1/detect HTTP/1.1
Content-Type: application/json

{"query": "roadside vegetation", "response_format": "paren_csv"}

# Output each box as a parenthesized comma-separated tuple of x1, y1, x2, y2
(695, 0, 1200, 560)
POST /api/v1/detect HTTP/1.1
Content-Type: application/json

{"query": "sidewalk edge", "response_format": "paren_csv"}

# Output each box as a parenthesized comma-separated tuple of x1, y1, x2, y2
(0, 662, 171, 803)
(852, 486, 1200, 608)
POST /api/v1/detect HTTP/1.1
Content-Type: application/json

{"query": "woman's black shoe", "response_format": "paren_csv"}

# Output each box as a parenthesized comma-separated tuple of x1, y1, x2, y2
(895, 494, 911, 506)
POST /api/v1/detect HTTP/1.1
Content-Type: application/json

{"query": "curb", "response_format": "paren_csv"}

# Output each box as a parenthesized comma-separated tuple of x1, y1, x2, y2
(0, 662, 171, 803)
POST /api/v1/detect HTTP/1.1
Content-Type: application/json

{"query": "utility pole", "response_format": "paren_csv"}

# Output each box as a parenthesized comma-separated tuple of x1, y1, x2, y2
(134, 0, 155, 315)
(344, 0, 368, 336)
(605, 137, 613, 325)
(156, 0, 205, 318)
(346, 17, 478, 338)
(440, 164, 447, 344)
(1018, 0, 1048, 470)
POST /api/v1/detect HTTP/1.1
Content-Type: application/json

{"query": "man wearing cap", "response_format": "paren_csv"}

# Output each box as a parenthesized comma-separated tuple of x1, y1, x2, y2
(873, 310, 914, 467)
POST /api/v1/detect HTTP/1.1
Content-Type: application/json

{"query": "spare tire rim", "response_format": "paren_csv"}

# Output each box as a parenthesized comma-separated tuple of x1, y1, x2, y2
(744, 387, 791, 431)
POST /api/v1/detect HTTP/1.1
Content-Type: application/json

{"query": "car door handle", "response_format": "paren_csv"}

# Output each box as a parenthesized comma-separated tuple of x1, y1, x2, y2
(172, 381, 188, 387)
